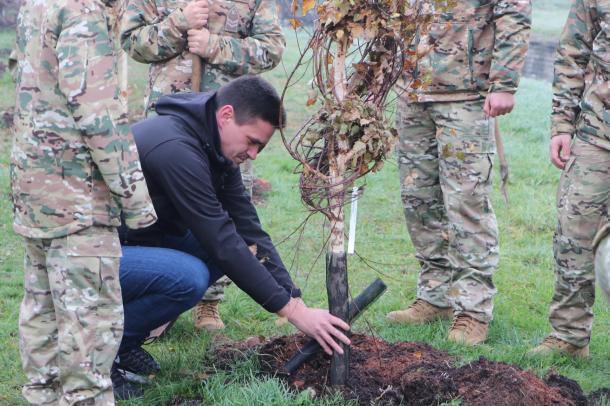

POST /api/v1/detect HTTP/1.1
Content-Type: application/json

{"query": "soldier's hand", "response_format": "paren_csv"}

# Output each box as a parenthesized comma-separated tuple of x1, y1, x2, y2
(188, 28, 211, 56)
(184, 0, 209, 30)
(484, 92, 515, 117)
(550, 133, 572, 169)
(277, 297, 351, 355)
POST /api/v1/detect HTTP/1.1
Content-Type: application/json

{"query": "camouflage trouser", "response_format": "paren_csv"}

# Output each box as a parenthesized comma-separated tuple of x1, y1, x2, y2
(396, 98, 499, 323)
(19, 226, 123, 405)
(200, 161, 252, 302)
(549, 138, 610, 347)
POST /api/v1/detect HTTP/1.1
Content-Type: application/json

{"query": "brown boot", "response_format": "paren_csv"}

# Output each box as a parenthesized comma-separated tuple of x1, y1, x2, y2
(192, 300, 225, 332)
(527, 336, 589, 358)
(448, 314, 488, 345)
(386, 299, 453, 324)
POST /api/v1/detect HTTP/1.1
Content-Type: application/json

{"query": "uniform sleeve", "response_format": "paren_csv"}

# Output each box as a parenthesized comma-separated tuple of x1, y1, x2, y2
(120, 0, 189, 63)
(197, 0, 285, 75)
(488, 0, 532, 93)
(57, 10, 157, 229)
(550, 0, 597, 138)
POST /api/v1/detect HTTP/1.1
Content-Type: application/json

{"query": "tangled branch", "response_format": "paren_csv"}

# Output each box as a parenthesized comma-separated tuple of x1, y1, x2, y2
(280, 0, 434, 218)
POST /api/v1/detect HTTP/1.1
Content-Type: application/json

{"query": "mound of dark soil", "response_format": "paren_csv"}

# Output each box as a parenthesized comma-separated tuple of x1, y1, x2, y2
(210, 334, 606, 406)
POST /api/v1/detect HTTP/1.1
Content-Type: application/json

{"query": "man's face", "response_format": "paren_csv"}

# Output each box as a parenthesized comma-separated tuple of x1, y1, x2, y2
(216, 105, 275, 166)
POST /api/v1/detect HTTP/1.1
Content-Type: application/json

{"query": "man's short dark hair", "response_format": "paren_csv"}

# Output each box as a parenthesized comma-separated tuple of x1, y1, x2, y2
(216, 75, 286, 129)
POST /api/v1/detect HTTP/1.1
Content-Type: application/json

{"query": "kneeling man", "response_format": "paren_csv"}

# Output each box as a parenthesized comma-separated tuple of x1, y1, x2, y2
(112, 75, 351, 398)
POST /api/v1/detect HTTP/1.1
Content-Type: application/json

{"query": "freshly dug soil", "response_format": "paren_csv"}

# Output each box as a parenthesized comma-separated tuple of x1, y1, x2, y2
(210, 334, 607, 406)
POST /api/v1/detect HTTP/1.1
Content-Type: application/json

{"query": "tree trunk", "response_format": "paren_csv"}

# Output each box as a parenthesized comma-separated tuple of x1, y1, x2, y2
(326, 35, 350, 386)
(326, 244, 349, 385)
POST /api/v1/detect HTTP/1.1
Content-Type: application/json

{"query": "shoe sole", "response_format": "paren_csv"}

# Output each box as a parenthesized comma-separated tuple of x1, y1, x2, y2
(116, 368, 153, 385)
(526, 348, 589, 358)
(387, 314, 453, 324)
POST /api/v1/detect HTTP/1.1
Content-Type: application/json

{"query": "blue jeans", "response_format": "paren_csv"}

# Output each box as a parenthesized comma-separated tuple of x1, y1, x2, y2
(118, 231, 222, 353)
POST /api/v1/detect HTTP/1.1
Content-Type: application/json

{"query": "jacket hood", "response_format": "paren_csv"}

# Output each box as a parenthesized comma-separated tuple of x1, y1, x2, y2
(155, 92, 232, 168)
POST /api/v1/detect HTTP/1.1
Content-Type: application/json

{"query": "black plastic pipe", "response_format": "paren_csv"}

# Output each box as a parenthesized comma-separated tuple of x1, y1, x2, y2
(282, 278, 387, 375)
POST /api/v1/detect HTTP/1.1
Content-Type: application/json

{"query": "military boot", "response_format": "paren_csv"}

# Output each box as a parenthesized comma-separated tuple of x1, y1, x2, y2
(193, 300, 225, 331)
(386, 299, 453, 324)
(448, 314, 488, 345)
(528, 336, 589, 358)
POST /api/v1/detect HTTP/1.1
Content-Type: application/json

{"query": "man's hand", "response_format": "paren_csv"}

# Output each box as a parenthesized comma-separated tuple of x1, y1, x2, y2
(188, 28, 211, 56)
(278, 298, 351, 355)
(184, 0, 209, 30)
(484, 92, 515, 117)
(550, 133, 572, 169)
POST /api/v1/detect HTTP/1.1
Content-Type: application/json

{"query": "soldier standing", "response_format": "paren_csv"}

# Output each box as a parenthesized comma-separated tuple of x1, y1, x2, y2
(529, 0, 609, 358)
(387, 0, 531, 345)
(120, 0, 285, 332)
(11, 0, 157, 403)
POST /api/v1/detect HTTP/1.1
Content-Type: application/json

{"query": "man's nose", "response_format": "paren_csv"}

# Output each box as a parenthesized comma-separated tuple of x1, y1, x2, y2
(247, 147, 258, 160)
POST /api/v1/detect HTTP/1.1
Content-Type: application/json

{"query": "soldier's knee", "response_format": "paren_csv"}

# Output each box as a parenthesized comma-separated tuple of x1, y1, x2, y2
(445, 191, 493, 224)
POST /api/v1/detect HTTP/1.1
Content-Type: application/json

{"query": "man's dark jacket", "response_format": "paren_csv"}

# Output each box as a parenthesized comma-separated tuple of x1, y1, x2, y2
(121, 92, 300, 312)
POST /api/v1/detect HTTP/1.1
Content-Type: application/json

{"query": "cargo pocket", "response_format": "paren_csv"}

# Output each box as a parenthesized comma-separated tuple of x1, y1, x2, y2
(437, 104, 496, 157)
(66, 227, 122, 295)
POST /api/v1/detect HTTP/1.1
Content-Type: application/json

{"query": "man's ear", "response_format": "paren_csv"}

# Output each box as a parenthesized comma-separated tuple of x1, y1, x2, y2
(216, 105, 235, 128)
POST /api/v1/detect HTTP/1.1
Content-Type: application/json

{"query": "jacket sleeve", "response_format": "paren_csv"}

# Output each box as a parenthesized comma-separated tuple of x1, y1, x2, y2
(57, 9, 157, 229)
(550, 0, 597, 138)
(197, 0, 285, 75)
(145, 138, 293, 312)
(220, 167, 302, 299)
(120, 0, 189, 63)
(488, 0, 532, 93)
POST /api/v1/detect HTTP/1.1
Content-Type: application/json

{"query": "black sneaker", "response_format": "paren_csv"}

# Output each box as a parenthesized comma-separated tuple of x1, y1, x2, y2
(115, 346, 161, 384)
(111, 363, 144, 400)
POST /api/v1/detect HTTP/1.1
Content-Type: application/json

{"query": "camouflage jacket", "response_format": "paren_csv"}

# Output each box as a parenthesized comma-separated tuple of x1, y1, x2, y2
(551, 0, 609, 151)
(396, 0, 532, 102)
(11, 0, 157, 239)
(121, 0, 285, 113)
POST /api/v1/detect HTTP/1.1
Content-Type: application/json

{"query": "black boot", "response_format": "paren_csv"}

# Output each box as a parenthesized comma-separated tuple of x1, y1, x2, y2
(111, 362, 144, 400)
(115, 346, 161, 383)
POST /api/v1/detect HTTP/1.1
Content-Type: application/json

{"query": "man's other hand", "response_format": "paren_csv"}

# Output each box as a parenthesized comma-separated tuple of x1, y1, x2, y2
(188, 28, 211, 56)
(184, 0, 209, 30)
(550, 133, 572, 169)
(484, 92, 515, 117)
(278, 298, 351, 355)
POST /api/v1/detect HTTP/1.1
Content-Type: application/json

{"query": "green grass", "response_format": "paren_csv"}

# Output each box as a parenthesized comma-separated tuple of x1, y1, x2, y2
(532, 0, 571, 41)
(0, 25, 609, 406)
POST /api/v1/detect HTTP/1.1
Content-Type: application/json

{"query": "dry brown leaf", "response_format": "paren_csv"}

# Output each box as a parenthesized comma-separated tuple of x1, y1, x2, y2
(302, 0, 315, 15)
(288, 18, 303, 29)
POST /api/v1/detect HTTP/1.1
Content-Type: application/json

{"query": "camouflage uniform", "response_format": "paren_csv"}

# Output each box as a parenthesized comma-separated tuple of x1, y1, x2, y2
(11, 0, 156, 403)
(395, 0, 531, 323)
(121, 0, 284, 302)
(547, 0, 609, 348)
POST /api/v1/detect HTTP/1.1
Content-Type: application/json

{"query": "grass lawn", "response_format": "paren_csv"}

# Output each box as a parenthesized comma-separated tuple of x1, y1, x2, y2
(1, 13, 609, 406)
(531, 0, 571, 41)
